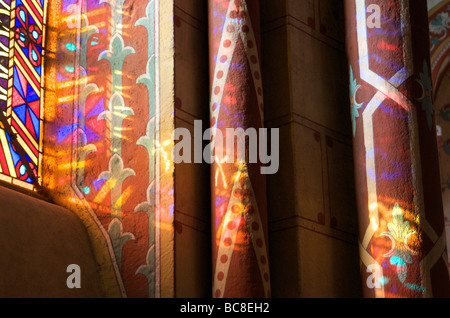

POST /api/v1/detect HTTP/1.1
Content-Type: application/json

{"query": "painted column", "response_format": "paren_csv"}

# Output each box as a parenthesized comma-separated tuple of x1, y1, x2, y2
(208, 0, 271, 298)
(345, 0, 450, 297)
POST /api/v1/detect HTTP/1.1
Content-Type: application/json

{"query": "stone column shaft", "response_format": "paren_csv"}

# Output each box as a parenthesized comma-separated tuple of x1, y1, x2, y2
(345, 0, 450, 297)
(208, 0, 271, 298)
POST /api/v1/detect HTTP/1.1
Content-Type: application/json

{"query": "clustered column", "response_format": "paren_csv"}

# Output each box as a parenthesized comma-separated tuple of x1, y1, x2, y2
(344, 0, 450, 297)
(208, 0, 271, 298)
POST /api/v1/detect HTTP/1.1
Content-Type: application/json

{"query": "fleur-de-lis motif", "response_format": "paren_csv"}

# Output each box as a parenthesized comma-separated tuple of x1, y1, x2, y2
(108, 218, 135, 271)
(99, 0, 127, 35)
(80, 27, 99, 69)
(380, 203, 425, 293)
(97, 92, 134, 154)
(137, 118, 156, 180)
(134, 182, 155, 240)
(135, 0, 156, 60)
(349, 65, 363, 137)
(133, 182, 156, 297)
(416, 60, 434, 131)
(98, 153, 135, 189)
(135, 245, 155, 297)
(384, 203, 418, 263)
(98, 34, 135, 95)
(98, 153, 136, 220)
(137, 56, 156, 117)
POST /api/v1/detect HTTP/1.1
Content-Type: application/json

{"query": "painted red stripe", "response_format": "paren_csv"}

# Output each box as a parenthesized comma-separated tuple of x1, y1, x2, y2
(15, 52, 40, 90)
(0, 140, 10, 175)
(377, 40, 401, 53)
(12, 120, 39, 158)
(23, 0, 43, 24)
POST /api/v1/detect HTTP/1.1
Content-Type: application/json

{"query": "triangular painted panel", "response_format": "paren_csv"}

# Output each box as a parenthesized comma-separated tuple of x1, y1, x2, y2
(13, 104, 27, 124)
(13, 67, 25, 99)
(22, 47, 29, 60)
(8, 141, 20, 166)
(85, 126, 101, 142)
(12, 87, 26, 107)
(28, 106, 40, 139)
(25, 108, 36, 139)
(0, 150, 9, 176)
(26, 84, 39, 103)
(87, 98, 105, 117)
(28, 100, 40, 117)
(28, 15, 36, 27)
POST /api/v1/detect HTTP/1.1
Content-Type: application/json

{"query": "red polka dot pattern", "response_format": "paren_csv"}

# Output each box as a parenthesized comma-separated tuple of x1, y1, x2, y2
(209, 0, 270, 299)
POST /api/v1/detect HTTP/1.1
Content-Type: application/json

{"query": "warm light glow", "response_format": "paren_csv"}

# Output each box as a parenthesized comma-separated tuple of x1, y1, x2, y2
(215, 155, 228, 189)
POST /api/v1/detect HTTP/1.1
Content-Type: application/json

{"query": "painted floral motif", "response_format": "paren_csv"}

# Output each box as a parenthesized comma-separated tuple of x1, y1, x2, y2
(416, 60, 434, 131)
(440, 104, 450, 121)
(429, 9, 450, 49)
(15, 5, 43, 67)
(349, 65, 363, 137)
(383, 204, 417, 263)
(381, 203, 425, 293)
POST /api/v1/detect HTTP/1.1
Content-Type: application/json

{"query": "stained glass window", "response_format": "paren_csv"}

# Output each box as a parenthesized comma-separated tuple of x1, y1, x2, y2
(0, 0, 47, 190)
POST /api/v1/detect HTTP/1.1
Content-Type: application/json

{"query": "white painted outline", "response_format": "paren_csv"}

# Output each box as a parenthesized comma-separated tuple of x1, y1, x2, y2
(355, 0, 446, 297)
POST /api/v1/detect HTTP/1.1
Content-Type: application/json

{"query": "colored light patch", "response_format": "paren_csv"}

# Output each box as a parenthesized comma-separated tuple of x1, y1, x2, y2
(389, 256, 406, 266)
(57, 123, 77, 143)
(93, 177, 107, 191)
(86, 97, 105, 117)
(84, 126, 101, 142)
(66, 43, 77, 51)
(380, 276, 389, 285)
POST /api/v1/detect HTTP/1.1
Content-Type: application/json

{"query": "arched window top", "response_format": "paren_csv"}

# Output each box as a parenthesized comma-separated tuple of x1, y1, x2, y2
(0, 0, 47, 191)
